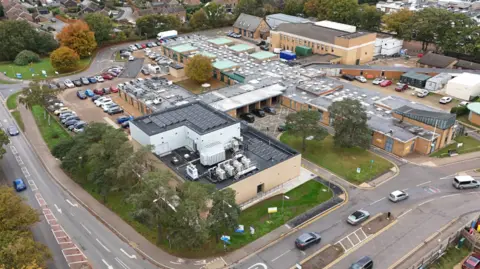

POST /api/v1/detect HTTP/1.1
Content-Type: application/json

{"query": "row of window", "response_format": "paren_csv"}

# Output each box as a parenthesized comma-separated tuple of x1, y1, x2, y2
(280, 34, 334, 53)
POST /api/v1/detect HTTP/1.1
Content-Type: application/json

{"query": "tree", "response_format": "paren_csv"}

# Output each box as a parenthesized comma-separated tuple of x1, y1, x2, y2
(285, 110, 328, 153)
(328, 99, 371, 149)
(0, 130, 8, 159)
(204, 2, 226, 27)
(18, 81, 61, 110)
(0, 4, 4, 17)
(84, 13, 114, 44)
(136, 14, 181, 38)
(50, 46, 80, 73)
(303, 0, 319, 17)
(185, 55, 213, 84)
(382, 9, 413, 38)
(57, 21, 97, 58)
(14, 50, 40, 66)
(116, 145, 155, 186)
(0, 187, 51, 268)
(207, 188, 240, 243)
(283, 0, 303, 15)
(235, 0, 264, 17)
(356, 4, 382, 31)
(189, 9, 208, 29)
(323, 0, 359, 25)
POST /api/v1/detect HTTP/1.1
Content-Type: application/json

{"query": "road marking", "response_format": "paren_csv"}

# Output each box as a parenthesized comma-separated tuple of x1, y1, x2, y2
(102, 259, 113, 269)
(120, 248, 137, 259)
(15, 155, 23, 165)
(103, 117, 119, 129)
(10, 145, 17, 154)
(96, 238, 111, 252)
(54, 204, 62, 214)
(284, 224, 291, 229)
(66, 199, 78, 207)
(369, 197, 385, 206)
(271, 249, 291, 262)
(418, 198, 435, 206)
(21, 167, 30, 177)
(69, 211, 74, 216)
(115, 257, 131, 269)
(440, 193, 461, 199)
(416, 181, 431, 187)
(28, 180, 38, 191)
(398, 209, 412, 219)
(81, 224, 92, 235)
(247, 263, 268, 269)
(300, 251, 306, 256)
(402, 188, 408, 191)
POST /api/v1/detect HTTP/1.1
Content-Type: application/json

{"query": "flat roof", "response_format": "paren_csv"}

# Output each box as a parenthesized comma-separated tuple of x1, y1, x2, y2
(249, 51, 276, 60)
(171, 44, 197, 53)
(229, 43, 254, 52)
(449, 73, 480, 86)
(274, 22, 370, 44)
(190, 51, 217, 58)
(467, 102, 480, 114)
(213, 59, 239, 70)
(208, 37, 234, 45)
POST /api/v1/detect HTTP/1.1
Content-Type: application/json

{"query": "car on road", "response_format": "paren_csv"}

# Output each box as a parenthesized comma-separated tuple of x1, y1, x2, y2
(347, 210, 370, 225)
(341, 74, 355, 81)
(73, 79, 83, 87)
(129, 56, 135, 61)
(388, 190, 408, 202)
(64, 79, 75, 88)
(88, 77, 97, 84)
(117, 115, 134, 124)
(263, 107, 276, 114)
(355, 76, 367, 83)
(7, 125, 19, 136)
(85, 89, 94, 97)
(77, 90, 87, 99)
(350, 256, 374, 269)
(95, 75, 105, 82)
(108, 106, 124, 115)
(295, 232, 321, 250)
(252, 109, 266, 117)
(380, 80, 392, 87)
(102, 73, 114, 80)
(417, 89, 429, 98)
(452, 175, 480, 189)
(372, 77, 384, 85)
(93, 88, 104, 96)
(110, 86, 119, 93)
(240, 113, 255, 123)
(395, 83, 409, 92)
(439, 96, 453, 104)
(80, 77, 90, 85)
(13, 178, 27, 192)
(462, 253, 480, 269)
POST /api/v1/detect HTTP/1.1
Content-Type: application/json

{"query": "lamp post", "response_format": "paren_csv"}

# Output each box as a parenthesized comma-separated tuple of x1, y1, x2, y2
(281, 195, 290, 217)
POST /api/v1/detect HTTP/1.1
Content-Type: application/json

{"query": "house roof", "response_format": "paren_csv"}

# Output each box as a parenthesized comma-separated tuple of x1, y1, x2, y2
(394, 105, 456, 130)
(273, 22, 369, 44)
(233, 13, 264, 32)
(417, 52, 457, 68)
(454, 60, 480, 70)
(467, 103, 480, 114)
(266, 13, 310, 28)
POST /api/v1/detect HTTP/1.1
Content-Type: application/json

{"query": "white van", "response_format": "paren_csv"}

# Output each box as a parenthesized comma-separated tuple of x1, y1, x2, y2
(452, 176, 480, 189)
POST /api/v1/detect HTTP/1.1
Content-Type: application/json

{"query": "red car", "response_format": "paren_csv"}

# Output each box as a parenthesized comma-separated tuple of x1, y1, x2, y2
(110, 86, 119, 93)
(395, 83, 409, 92)
(93, 88, 104, 96)
(380, 80, 392, 87)
(102, 73, 113, 80)
(108, 71, 118, 77)
(463, 254, 480, 269)
(141, 44, 146, 49)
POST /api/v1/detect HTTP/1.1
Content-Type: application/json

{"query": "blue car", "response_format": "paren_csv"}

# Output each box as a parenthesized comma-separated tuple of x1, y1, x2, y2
(76, 90, 87, 99)
(88, 77, 97, 83)
(85, 89, 94, 97)
(117, 115, 134, 124)
(13, 178, 27, 192)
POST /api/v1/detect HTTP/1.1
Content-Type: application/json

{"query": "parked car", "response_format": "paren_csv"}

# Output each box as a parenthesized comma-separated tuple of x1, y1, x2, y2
(355, 76, 367, 83)
(141, 69, 150, 75)
(439, 96, 453, 104)
(347, 210, 370, 225)
(129, 45, 138, 51)
(13, 178, 27, 192)
(388, 190, 408, 202)
(295, 232, 321, 250)
(85, 89, 94, 97)
(459, 101, 470, 106)
(129, 56, 135, 61)
(135, 44, 142, 49)
(240, 113, 255, 123)
(64, 79, 75, 88)
(256, 40, 266, 46)
(341, 74, 355, 81)
(62, 115, 79, 124)
(121, 121, 130, 129)
(462, 253, 480, 269)
(91, 95, 101, 102)
(95, 75, 105, 82)
(7, 125, 19, 136)
(77, 90, 87, 99)
(117, 115, 134, 124)
(349, 256, 374, 269)
(277, 124, 287, 132)
(252, 109, 266, 117)
(109, 86, 119, 93)
(93, 88, 104, 96)
(263, 107, 276, 114)
(102, 102, 117, 112)
(88, 77, 97, 83)
(260, 45, 269, 51)
(372, 77, 384, 85)
(73, 79, 83, 87)
(380, 80, 392, 87)
(107, 71, 118, 77)
(417, 90, 429, 98)
(59, 112, 76, 119)
(95, 97, 112, 106)
(108, 106, 124, 115)
(64, 119, 80, 127)
(54, 107, 70, 115)
(72, 121, 87, 132)
(141, 44, 146, 49)
(80, 77, 90, 85)
(102, 73, 114, 80)
(395, 83, 409, 92)
(101, 87, 109, 94)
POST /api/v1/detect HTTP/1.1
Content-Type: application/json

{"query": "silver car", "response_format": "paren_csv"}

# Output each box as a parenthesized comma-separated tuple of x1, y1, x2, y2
(347, 210, 370, 225)
(388, 190, 408, 202)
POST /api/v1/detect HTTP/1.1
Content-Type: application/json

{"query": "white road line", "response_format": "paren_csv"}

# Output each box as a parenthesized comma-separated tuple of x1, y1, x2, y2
(54, 204, 62, 214)
(10, 145, 17, 154)
(115, 257, 131, 269)
(96, 238, 111, 252)
(271, 249, 291, 262)
(120, 248, 137, 259)
(300, 251, 306, 256)
(346, 236, 355, 247)
(398, 209, 412, 219)
(369, 197, 385, 206)
(284, 224, 291, 229)
(416, 181, 431, 187)
(15, 155, 23, 165)
(62, 247, 79, 251)
(28, 180, 38, 191)
(69, 211, 75, 216)
(21, 167, 30, 177)
(68, 261, 89, 266)
(102, 259, 113, 268)
(402, 188, 408, 191)
(440, 193, 461, 199)
(81, 224, 92, 235)
(66, 199, 78, 207)
(337, 241, 347, 252)
(65, 253, 84, 257)
(418, 198, 435, 206)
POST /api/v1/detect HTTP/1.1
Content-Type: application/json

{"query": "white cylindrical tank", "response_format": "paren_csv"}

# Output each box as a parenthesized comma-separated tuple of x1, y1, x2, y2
(224, 164, 235, 177)
(241, 157, 251, 168)
(232, 160, 243, 171)
(216, 167, 226, 180)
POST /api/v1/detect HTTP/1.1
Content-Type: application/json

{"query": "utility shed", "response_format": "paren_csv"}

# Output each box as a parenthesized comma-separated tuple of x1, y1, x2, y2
(400, 72, 431, 88)
(425, 73, 452, 92)
(445, 73, 480, 100)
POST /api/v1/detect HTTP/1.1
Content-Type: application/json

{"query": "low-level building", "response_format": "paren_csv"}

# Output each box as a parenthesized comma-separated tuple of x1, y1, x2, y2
(233, 13, 271, 40)
(467, 103, 480, 126)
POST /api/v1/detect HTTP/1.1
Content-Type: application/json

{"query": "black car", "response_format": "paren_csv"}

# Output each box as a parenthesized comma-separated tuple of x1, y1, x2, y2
(260, 45, 269, 51)
(73, 80, 82, 87)
(64, 119, 80, 127)
(341, 74, 355, 81)
(256, 40, 266, 46)
(277, 124, 287, 132)
(141, 69, 150, 75)
(295, 232, 321, 250)
(349, 256, 373, 269)
(240, 113, 255, 123)
(263, 107, 276, 115)
(91, 95, 101, 101)
(76, 90, 87, 99)
(7, 125, 19, 136)
(252, 109, 266, 117)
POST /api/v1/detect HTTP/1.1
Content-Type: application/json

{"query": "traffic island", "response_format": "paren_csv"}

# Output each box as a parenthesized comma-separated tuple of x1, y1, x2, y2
(300, 244, 344, 269)
(363, 212, 396, 235)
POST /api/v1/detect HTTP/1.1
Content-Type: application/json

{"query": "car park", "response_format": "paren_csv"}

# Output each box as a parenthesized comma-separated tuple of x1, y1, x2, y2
(462, 253, 480, 269)
(380, 80, 392, 87)
(452, 176, 480, 189)
(95, 97, 112, 106)
(13, 178, 27, 192)
(64, 119, 80, 127)
(73, 79, 83, 87)
(54, 107, 70, 115)
(342, 74, 355, 81)
(85, 89, 94, 97)
(372, 77, 384, 85)
(102, 73, 114, 80)
(439, 96, 453, 104)
(110, 86, 119, 93)
(252, 109, 266, 117)
(95, 75, 105, 82)
(240, 113, 255, 123)
(108, 106, 124, 115)
(77, 90, 87, 99)
(94, 88, 104, 96)
(62, 115, 80, 124)
(388, 190, 408, 202)
(64, 79, 75, 88)
(395, 83, 409, 92)
(263, 107, 276, 114)
(88, 77, 97, 83)
(129, 56, 135, 61)
(102, 102, 117, 112)
(117, 115, 134, 124)
(355, 76, 367, 83)
(7, 125, 19, 136)
(81, 77, 90, 85)
(295, 232, 321, 250)
(350, 256, 374, 269)
(347, 210, 370, 225)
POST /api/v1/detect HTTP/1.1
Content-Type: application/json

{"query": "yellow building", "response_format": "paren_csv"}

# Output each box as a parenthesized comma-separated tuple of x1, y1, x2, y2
(270, 21, 376, 65)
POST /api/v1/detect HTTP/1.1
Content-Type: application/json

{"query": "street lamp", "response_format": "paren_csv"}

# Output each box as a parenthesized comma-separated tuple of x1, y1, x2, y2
(281, 195, 290, 216)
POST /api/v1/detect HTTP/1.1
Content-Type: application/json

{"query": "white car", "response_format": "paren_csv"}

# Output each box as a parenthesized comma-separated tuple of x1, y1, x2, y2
(459, 101, 469, 106)
(439, 96, 453, 104)
(102, 102, 117, 112)
(128, 56, 135, 61)
(129, 45, 137, 51)
(54, 107, 70, 115)
(355, 76, 367, 83)
(64, 79, 75, 88)
(388, 190, 408, 202)
(372, 77, 384, 85)
(94, 75, 104, 82)
(95, 97, 112, 106)
(417, 90, 429, 98)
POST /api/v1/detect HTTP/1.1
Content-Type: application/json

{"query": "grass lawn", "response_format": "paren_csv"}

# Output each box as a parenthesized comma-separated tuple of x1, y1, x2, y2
(0, 79, 17, 84)
(6, 92, 21, 110)
(11, 111, 25, 132)
(429, 246, 470, 269)
(457, 114, 480, 129)
(431, 136, 480, 158)
(31, 105, 70, 150)
(175, 78, 227, 94)
(280, 133, 393, 184)
(0, 58, 91, 80)
(115, 52, 127, 62)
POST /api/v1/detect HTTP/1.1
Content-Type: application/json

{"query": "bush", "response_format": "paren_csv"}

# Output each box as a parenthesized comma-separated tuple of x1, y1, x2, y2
(13, 50, 40, 66)
(451, 106, 470, 116)
(50, 46, 80, 73)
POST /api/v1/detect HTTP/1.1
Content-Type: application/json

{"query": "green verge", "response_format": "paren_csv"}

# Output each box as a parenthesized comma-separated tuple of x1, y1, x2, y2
(0, 79, 18, 84)
(0, 57, 91, 80)
(280, 133, 393, 184)
(7, 92, 21, 110)
(31, 105, 70, 150)
(428, 245, 470, 269)
(430, 136, 480, 158)
(11, 111, 25, 132)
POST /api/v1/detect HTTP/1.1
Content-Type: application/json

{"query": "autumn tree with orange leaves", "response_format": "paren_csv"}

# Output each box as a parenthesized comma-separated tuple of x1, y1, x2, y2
(57, 21, 97, 58)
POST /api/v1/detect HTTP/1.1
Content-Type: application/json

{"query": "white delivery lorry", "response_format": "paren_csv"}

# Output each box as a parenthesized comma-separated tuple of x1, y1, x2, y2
(157, 30, 178, 40)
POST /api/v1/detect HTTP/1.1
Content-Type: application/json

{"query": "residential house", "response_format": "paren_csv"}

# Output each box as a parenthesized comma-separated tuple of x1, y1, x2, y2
(79, 2, 102, 14)
(417, 52, 458, 68)
(454, 60, 480, 71)
(60, 0, 78, 9)
(232, 13, 270, 40)
(1, 0, 34, 22)
(134, 0, 186, 22)
(213, 0, 238, 13)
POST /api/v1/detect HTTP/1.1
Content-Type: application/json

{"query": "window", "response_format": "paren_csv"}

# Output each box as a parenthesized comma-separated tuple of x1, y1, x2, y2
(318, 109, 324, 119)
(331, 48, 334, 52)
(321, 45, 324, 50)
(257, 184, 264, 193)
(325, 46, 329, 51)
(317, 44, 320, 49)
(308, 105, 312, 111)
